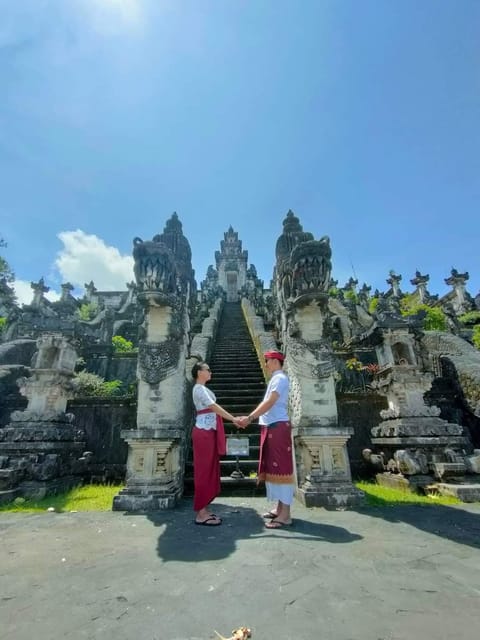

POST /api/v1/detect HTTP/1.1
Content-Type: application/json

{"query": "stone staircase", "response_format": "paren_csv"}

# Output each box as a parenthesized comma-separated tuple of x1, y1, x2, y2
(186, 302, 266, 496)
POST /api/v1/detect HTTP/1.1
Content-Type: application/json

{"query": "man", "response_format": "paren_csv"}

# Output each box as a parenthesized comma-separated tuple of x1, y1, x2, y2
(238, 350, 295, 528)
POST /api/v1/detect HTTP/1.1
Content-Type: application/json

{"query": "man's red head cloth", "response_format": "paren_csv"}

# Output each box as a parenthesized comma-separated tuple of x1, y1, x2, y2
(264, 350, 285, 363)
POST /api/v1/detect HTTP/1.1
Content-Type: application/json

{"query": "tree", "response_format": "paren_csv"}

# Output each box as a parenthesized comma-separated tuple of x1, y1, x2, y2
(0, 237, 15, 283)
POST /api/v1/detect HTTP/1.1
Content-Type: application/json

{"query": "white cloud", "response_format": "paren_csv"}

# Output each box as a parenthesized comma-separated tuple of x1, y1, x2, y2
(55, 230, 134, 290)
(13, 280, 60, 306)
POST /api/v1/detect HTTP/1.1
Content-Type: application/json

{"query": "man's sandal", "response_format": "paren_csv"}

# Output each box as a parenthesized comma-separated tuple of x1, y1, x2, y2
(265, 519, 292, 529)
(262, 511, 278, 519)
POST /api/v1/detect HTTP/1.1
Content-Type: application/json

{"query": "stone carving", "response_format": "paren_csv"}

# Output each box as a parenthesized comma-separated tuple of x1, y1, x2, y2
(439, 268, 475, 316)
(273, 210, 362, 507)
(114, 213, 195, 510)
(0, 334, 87, 500)
(362, 321, 480, 493)
(137, 339, 180, 385)
(275, 211, 331, 309)
(133, 237, 178, 301)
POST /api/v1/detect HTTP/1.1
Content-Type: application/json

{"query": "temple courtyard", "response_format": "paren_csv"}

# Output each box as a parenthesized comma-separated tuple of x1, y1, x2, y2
(1, 497, 480, 640)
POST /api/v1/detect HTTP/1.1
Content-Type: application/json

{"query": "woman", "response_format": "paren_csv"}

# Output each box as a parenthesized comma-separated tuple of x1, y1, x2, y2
(191, 361, 238, 526)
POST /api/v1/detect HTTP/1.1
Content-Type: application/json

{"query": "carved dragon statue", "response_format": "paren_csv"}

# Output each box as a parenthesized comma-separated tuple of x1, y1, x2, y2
(274, 211, 336, 428)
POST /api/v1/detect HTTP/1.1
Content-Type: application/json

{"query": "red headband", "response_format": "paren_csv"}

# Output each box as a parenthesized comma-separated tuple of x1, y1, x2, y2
(264, 350, 285, 362)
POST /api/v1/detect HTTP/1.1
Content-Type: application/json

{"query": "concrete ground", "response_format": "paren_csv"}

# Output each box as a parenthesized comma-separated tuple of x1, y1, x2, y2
(1, 497, 480, 640)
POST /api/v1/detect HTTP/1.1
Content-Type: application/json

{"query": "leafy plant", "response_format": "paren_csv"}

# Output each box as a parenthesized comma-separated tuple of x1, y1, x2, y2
(399, 292, 418, 313)
(368, 297, 379, 314)
(102, 380, 123, 395)
(344, 290, 358, 303)
(345, 357, 363, 371)
(401, 303, 447, 331)
(73, 371, 123, 397)
(458, 310, 480, 326)
(0, 316, 6, 336)
(473, 325, 480, 350)
(77, 302, 99, 321)
(112, 335, 135, 352)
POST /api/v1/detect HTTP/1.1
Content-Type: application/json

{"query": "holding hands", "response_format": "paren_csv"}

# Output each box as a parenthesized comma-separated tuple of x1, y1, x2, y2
(234, 415, 252, 429)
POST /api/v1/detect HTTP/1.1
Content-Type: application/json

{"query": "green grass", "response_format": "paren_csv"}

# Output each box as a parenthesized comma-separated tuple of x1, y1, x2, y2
(356, 481, 461, 506)
(0, 484, 124, 513)
(1, 481, 466, 513)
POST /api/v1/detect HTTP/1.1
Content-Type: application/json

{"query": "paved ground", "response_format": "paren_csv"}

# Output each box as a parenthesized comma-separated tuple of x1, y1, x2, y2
(1, 497, 480, 640)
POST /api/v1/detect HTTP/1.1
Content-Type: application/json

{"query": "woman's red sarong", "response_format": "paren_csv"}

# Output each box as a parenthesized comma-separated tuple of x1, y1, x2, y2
(192, 410, 226, 511)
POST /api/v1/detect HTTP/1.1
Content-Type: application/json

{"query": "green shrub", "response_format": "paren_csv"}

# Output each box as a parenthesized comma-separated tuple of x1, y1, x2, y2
(112, 335, 135, 352)
(102, 380, 123, 395)
(473, 325, 480, 350)
(77, 302, 98, 321)
(399, 292, 418, 313)
(401, 303, 447, 331)
(368, 297, 379, 314)
(73, 371, 123, 397)
(344, 290, 358, 303)
(458, 311, 480, 326)
(0, 316, 6, 336)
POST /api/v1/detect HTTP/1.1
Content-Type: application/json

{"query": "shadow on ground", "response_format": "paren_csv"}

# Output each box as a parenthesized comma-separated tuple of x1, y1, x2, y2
(129, 500, 363, 562)
(356, 501, 480, 549)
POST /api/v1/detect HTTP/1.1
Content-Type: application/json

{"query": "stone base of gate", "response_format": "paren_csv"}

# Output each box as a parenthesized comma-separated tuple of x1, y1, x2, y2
(296, 481, 364, 508)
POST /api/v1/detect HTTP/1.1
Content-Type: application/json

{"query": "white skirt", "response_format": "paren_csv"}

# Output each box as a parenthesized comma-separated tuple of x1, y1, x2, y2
(266, 481, 295, 505)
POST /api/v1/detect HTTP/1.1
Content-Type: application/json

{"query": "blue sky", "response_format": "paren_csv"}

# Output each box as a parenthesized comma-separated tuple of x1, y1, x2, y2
(1, 0, 479, 304)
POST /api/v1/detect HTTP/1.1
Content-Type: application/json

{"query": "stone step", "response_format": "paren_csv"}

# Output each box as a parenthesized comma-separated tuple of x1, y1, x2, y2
(208, 382, 265, 390)
(201, 301, 266, 495)
(212, 389, 263, 399)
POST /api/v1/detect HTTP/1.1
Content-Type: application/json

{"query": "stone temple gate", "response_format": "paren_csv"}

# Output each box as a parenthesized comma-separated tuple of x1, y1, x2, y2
(1, 211, 480, 508)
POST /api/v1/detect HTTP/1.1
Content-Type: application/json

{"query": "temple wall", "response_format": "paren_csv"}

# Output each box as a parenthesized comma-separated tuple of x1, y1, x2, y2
(67, 397, 134, 480)
(337, 393, 388, 477)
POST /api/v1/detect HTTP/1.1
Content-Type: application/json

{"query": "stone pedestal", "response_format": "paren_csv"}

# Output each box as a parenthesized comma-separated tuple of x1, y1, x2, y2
(113, 430, 183, 510)
(294, 429, 364, 507)
(0, 418, 86, 499)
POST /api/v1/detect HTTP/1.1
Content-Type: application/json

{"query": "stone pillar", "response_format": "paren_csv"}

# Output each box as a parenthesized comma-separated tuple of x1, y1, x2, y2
(273, 211, 363, 507)
(114, 214, 195, 511)
(444, 269, 471, 314)
(410, 271, 430, 304)
(386, 271, 402, 298)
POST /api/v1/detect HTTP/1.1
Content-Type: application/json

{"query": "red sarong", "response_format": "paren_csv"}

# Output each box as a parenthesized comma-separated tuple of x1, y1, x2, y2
(192, 410, 226, 511)
(196, 409, 226, 456)
(257, 421, 294, 485)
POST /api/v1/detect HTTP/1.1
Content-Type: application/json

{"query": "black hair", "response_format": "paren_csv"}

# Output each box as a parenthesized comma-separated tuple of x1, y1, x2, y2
(191, 362, 207, 380)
